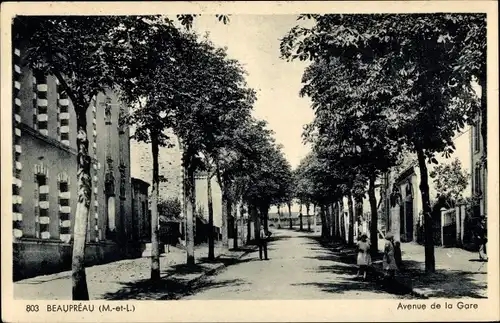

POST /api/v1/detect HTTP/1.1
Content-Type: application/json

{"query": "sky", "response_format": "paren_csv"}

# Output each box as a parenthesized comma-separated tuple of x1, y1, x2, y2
(190, 15, 314, 169)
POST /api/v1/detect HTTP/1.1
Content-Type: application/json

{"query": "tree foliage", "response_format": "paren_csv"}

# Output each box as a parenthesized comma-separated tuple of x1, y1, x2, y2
(430, 158, 470, 207)
(281, 13, 485, 271)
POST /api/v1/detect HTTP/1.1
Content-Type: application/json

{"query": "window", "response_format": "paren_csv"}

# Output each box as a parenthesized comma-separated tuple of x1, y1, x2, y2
(35, 171, 50, 239)
(473, 119, 481, 153)
(141, 201, 147, 237)
(58, 173, 71, 242)
(474, 166, 482, 196)
(58, 88, 70, 145)
(35, 71, 48, 136)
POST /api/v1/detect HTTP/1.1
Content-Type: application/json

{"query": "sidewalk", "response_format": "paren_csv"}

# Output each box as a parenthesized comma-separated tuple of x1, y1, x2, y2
(331, 239, 487, 298)
(14, 242, 257, 300)
(391, 242, 488, 298)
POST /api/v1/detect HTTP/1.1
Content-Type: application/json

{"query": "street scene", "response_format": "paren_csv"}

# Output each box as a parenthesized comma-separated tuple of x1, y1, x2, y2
(9, 12, 489, 303)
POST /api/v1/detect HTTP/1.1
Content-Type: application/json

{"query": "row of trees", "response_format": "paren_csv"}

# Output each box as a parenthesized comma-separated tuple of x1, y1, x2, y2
(281, 13, 486, 273)
(14, 15, 293, 300)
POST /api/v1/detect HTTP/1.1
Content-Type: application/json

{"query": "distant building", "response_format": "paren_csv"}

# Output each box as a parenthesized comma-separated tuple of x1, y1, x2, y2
(130, 131, 183, 203)
(130, 137, 224, 242)
(11, 46, 143, 280)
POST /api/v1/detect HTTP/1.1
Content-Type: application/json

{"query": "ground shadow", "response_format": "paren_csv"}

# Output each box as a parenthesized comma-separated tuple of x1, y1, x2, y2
(101, 256, 254, 300)
(301, 236, 416, 297)
(305, 235, 487, 299)
(469, 259, 488, 263)
(101, 276, 247, 300)
(397, 259, 487, 298)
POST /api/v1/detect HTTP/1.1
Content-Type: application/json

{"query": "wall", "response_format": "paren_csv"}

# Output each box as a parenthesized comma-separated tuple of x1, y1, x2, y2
(13, 240, 143, 281)
(130, 131, 183, 203)
(471, 114, 487, 216)
(130, 137, 225, 231)
(194, 175, 223, 228)
(13, 49, 137, 278)
(131, 179, 151, 241)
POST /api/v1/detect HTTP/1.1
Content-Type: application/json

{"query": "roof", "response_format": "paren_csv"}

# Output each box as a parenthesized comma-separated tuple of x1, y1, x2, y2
(131, 177, 150, 188)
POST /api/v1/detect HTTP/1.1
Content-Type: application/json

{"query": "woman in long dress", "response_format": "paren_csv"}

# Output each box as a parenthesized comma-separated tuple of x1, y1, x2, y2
(383, 233, 398, 280)
(356, 233, 372, 280)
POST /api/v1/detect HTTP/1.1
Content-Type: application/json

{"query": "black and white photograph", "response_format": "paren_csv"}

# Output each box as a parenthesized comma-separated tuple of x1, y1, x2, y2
(1, 1, 498, 322)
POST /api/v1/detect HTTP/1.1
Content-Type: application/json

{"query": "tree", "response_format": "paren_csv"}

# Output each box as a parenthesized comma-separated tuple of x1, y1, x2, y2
(430, 158, 470, 208)
(119, 17, 232, 268)
(294, 160, 315, 231)
(118, 20, 196, 279)
(298, 53, 402, 252)
(136, 33, 250, 265)
(240, 128, 293, 234)
(204, 158, 217, 260)
(295, 152, 346, 240)
(200, 58, 256, 252)
(281, 13, 484, 273)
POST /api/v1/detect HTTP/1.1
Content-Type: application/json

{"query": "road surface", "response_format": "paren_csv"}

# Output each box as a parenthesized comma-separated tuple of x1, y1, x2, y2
(185, 229, 408, 299)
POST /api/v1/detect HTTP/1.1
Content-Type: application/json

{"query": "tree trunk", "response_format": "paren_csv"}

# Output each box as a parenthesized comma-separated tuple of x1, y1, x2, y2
(347, 193, 354, 245)
(207, 172, 215, 260)
(330, 203, 336, 239)
(239, 201, 245, 245)
(333, 201, 339, 240)
(299, 204, 303, 230)
(260, 205, 269, 231)
(338, 200, 345, 242)
(326, 204, 332, 239)
(277, 204, 281, 229)
(247, 203, 252, 243)
(312, 204, 317, 232)
(320, 205, 329, 239)
(221, 188, 229, 250)
(72, 114, 91, 300)
(184, 155, 195, 266)
(306, 203, 311, 231)
(368, 174, 379, 256)
(252, 204, 259, 242)
(150, 134, 160, 280)
(230, 200, 238, 250)
(416, 147, 435, 273)
(354, 197, 363, 239)
(288, 202, 292, 229)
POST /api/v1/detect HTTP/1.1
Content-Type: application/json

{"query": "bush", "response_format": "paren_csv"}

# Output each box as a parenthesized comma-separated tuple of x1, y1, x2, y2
(158, 198, 181, 219)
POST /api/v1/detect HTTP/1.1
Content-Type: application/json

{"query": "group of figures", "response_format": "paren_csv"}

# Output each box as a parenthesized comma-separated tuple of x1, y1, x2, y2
(355, 233, 401, 281)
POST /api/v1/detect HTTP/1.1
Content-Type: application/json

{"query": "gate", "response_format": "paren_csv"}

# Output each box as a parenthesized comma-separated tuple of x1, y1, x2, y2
(441, 208, 457, 247)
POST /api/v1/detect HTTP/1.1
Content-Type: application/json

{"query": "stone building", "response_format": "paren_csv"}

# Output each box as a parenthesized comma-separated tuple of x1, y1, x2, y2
(130, 136, 224, 238)
(11, 47, 144, 280)
(131, 178, 151, 242)
(470, 112, 487, 217)
(130, 131, 183, 203)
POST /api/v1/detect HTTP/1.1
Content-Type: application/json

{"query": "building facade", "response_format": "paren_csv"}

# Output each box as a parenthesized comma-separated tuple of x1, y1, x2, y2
(12, 47, 143, 280)
(381, 126, 472, 244)
(130, 136, 224, 239)
(130, 133, 184, 203)
(131, 178, 151, 242)
(470, 113, 487, 217)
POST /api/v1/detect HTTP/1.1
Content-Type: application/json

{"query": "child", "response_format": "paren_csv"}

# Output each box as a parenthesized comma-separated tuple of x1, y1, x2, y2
(383, 233, 398, 280)
(356, 233, 371, 280)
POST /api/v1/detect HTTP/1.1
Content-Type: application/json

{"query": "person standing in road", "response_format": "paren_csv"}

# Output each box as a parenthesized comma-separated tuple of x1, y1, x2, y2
(259, 225, 270, 260)
(356, 233, 372, 280)
(383, 233, 398, 280)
